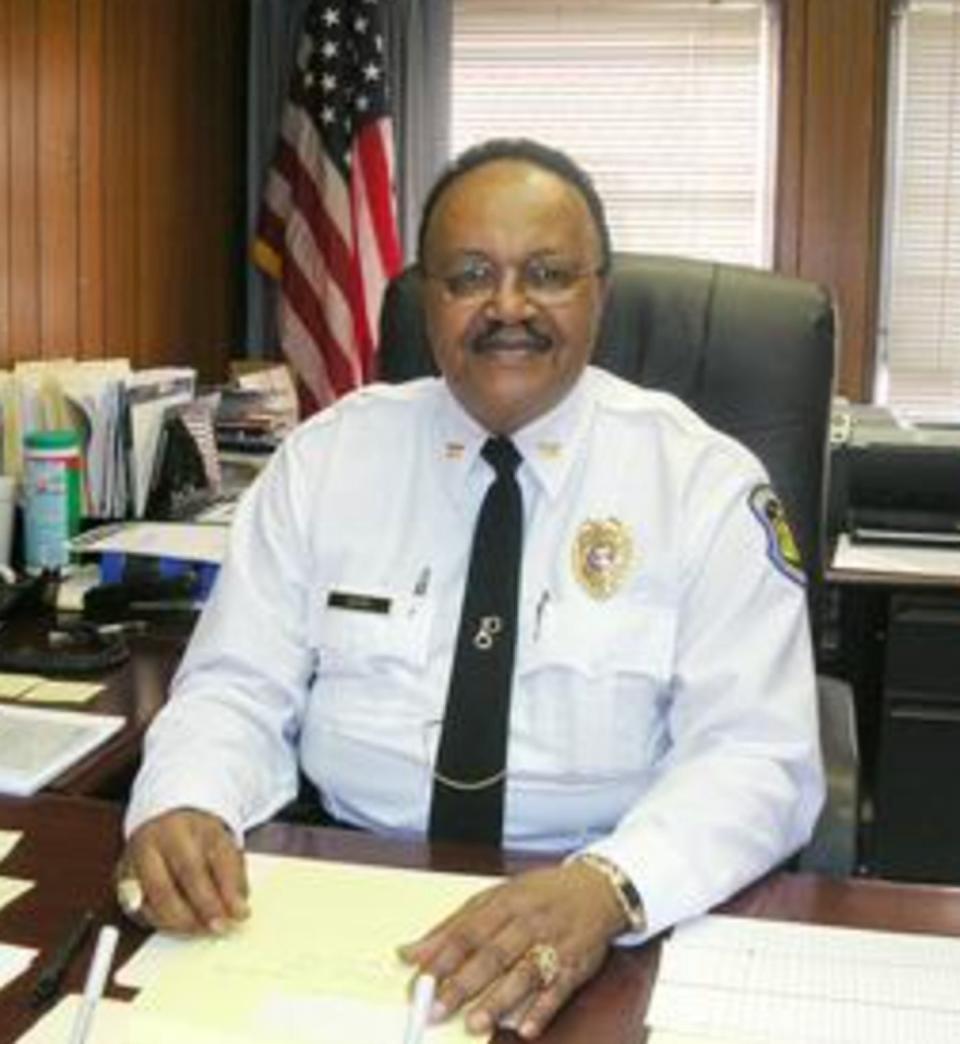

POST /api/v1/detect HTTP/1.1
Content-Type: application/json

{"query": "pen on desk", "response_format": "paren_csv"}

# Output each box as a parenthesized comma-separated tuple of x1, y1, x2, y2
(66, 924, 119, 1044)
(402, 972, 436, 1044)
(29, 909, 95, 1008)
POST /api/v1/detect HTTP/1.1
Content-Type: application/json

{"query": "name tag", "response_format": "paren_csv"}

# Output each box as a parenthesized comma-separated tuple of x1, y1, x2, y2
(327, 590, 392, 615)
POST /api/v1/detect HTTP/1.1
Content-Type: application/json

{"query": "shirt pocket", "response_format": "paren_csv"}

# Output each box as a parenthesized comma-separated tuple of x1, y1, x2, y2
(517, 597, 677, 780)
(524, 596, 676, 681)
(310, 586, 434, 675)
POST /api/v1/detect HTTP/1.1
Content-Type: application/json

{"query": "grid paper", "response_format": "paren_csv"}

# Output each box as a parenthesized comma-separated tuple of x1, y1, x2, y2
(647, 914, 960, 1044)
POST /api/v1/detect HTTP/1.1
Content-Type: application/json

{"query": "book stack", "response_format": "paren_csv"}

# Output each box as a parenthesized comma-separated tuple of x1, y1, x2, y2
(215, 363, 298, 455)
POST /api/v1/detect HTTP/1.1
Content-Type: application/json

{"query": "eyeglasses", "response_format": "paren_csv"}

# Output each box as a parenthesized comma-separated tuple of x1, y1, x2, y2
(424, 255, 604, 304)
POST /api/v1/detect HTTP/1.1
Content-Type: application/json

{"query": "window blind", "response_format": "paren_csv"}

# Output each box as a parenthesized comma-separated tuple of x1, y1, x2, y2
(450, 0, 778, 266)
(880, 0, 960, 421)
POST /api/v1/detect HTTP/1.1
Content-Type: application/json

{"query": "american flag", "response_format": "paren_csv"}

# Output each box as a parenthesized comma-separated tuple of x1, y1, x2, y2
(253, 0, 402, 412)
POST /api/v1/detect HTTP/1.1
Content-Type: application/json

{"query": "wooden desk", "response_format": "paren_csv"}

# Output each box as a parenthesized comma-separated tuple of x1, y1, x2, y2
(0, 612, 186, 799)
(47, 630, 183, 798)
(4, 794, 960, 1043)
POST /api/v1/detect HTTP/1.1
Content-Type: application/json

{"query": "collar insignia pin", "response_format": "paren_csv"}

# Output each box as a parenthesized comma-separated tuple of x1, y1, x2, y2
(445, 442, 465, 459)
(573, 518, 634, 599)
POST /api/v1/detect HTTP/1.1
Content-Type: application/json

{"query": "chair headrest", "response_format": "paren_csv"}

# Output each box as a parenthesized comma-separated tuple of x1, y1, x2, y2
(378, 252, 835, 589)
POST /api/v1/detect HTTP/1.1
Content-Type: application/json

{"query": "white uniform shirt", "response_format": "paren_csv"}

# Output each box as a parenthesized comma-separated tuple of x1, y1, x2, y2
(127, 367, 824, 940)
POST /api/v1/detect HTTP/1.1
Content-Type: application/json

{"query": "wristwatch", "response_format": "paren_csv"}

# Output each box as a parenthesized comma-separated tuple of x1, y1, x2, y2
(574, 852, 646, 933)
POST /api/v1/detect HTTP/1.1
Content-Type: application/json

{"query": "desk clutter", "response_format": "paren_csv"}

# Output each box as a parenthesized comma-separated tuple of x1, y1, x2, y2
(0, 358, 292, 576)
(0, 359, 288, 802)
(10, 850, 960, 1043)
(16, 853, 493, 1044)
(0, 358, 283, 797)
(8, 789, 960, 1044)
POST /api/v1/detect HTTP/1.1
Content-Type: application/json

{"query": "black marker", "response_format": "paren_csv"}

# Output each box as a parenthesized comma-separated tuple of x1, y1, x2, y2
(30, 909, 96, 1007)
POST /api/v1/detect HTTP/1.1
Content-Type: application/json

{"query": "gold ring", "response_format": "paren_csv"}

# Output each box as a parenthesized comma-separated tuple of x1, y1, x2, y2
(526, 942, 560, 989)
(116, 876, 144, 919)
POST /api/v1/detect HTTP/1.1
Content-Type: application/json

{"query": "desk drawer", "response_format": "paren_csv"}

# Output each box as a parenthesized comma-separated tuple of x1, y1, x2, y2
(884, 595, 960, 699)
(873, 702, 960, 883)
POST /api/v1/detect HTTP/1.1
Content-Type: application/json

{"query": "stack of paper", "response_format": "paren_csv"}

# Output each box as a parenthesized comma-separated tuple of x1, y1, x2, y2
(0, 360, 199, 519)
(118, 855, 498, 1043)
(0, 673, 103, 705)
(647, 914, 960, 1044)
(0, 705, 124, 795)
(71, 521, 230, 565)
(0, 942, 38, 996)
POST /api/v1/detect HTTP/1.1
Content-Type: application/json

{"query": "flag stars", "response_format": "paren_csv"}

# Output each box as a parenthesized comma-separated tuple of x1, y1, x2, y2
(292, 0, 391, 179)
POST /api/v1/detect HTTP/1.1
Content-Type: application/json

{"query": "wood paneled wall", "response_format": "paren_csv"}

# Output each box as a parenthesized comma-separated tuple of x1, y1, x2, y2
(0, 0, 246, 381)
(778, 0, 890, 401)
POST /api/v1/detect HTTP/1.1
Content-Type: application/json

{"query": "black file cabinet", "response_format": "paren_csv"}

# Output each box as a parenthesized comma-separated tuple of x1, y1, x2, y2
(872, 593, 960, 883)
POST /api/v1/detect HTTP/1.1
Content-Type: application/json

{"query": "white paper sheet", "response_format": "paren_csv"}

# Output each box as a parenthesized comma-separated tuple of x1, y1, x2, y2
(0, 940, 38, 995)
(0, 705, 124, 796)
(126, 854, 499, 1043)
(648, 914, 960, 1044)
(831, 532, 960, 579)
(0, 829, 22, 863)
(15, 994, 129, 1043)
(71, 521, 229, 565)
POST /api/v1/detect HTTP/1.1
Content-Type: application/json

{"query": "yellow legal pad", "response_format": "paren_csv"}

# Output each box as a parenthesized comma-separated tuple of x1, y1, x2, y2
(17, 680, 104, 705)
(130, 855, 500, 1043)
(0, 674, 42, 700)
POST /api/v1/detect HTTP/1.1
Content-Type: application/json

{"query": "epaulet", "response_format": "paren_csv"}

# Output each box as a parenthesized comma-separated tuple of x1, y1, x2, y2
(299, 379, 432, 431)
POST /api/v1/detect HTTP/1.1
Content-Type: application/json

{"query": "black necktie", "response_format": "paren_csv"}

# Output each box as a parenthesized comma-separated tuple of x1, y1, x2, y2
(429, 436, 524, 845)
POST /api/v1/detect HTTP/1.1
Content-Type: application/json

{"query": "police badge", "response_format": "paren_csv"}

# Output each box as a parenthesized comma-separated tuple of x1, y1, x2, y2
(572, 518, 634, 599)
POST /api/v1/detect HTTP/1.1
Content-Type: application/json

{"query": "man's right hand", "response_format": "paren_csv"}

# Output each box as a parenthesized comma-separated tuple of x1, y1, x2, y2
(116, 809, 250, 935)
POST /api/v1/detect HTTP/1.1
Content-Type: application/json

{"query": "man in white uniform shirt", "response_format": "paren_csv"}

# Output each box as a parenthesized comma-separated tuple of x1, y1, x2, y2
(120, 139, 824, 1040)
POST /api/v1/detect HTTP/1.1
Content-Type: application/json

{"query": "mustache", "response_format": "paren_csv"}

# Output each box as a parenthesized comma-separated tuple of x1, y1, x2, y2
(470, 321, 553, 353)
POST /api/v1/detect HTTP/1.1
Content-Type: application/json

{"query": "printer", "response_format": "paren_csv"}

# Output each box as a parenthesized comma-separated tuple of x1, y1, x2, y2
(829, 403, 960, 546)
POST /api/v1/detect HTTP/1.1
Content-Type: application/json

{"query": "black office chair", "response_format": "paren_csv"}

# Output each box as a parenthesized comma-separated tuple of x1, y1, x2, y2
(378, 251, 858, 876)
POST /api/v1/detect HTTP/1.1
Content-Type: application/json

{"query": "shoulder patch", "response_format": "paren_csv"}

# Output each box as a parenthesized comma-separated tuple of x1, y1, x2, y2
(748, 484, 805, 586)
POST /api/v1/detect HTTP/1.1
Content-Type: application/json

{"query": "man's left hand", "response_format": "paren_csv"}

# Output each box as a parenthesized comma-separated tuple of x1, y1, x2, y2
(398, 862, 628, 1039)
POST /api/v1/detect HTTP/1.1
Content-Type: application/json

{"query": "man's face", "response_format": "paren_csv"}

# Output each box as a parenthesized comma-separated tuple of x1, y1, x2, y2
(421, 159, 607, 435)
